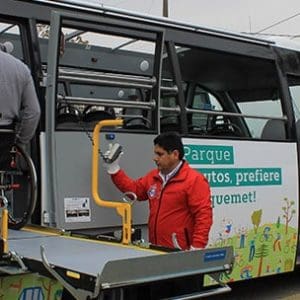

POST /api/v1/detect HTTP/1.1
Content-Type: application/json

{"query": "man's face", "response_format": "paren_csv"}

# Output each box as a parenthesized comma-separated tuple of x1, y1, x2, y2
(153, 145, 180, 174)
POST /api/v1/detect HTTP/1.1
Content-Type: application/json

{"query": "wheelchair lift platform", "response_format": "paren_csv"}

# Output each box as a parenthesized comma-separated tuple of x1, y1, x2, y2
(2, 227, 234, 299)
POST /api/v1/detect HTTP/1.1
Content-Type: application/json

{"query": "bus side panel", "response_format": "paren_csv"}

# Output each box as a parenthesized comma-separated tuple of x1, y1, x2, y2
(41, 131, 153, 230)
(183, 138, 299, 282)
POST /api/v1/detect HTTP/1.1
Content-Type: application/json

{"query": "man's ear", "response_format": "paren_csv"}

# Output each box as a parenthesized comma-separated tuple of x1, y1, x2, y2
(173, 149, 180, 159)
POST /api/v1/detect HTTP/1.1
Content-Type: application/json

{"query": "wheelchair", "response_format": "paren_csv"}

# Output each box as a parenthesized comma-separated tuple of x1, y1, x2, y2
(0, 127, 37, 230)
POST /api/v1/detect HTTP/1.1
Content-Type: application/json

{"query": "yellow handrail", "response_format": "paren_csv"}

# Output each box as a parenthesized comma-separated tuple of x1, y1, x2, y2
(91, 119, 132, 245)
(1, 208, 8, 253)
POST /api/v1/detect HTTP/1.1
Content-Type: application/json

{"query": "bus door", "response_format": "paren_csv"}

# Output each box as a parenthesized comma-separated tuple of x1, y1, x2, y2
(42, 10, 164, 232)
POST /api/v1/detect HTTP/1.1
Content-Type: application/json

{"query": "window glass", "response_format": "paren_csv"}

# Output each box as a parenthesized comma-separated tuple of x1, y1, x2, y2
(37, 23, 156, 130)
(173, 42, 282, 139)
(0, 21, 23, 60)
(190, 86, 223, 131)
(289, 85, 300, 121)
(37, 24, 155, 75)
(237, 99, 283, 138)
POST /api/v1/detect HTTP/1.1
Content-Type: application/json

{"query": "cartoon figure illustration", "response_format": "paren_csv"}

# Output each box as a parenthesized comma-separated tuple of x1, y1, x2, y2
(262, 226, 271, 241)
(282, 197, 296, 234)
(276, 259, 282, 273)
(234, 252, 245, 267)
(19, 287, 44, 300)
(273, 233, 282, 251)
(213, 218, 234, 247)
(248, 239, 256, 262)
(276, 216, 281, 229)
(213, 232, 225, 247)
(240, 265, 253, 279)
(220, 271, 234, 283)
(223, 218, 233, 235)
(9, 278, 23, 293)
(237, 226, 247, 248)
(265, 259, 271, 273)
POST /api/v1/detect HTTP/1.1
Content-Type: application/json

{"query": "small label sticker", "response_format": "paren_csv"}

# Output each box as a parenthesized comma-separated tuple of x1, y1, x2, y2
(64, 197, 91, 223)
(204, 250, 226, 262)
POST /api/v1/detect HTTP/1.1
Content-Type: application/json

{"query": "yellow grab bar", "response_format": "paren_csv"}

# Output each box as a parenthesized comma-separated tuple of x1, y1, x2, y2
(91, 119, 132, 245)
(1, 208, 8, 253)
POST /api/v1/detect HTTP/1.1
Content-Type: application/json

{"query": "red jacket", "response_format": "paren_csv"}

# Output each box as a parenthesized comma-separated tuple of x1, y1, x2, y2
(111, 161, 212, 250)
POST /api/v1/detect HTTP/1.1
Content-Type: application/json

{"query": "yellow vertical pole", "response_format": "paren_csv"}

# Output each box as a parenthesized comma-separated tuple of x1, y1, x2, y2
(1, 208, 8, 253)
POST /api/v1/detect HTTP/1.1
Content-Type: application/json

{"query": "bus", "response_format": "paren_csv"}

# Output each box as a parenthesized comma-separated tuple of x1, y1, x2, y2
(1, 0, 300, 298)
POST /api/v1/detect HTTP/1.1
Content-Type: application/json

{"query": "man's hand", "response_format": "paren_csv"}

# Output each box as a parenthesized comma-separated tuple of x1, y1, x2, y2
(103, 143, 123, 174)
(105, 154, 122, 174)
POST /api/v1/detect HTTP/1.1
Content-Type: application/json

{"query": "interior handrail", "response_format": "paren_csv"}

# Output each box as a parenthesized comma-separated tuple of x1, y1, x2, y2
(59, 68, 156, 85)
(185, 107, 288, 121)
(58, 95, 156, 110)
(59, 75, 154, 90)
(58, 74, 177, 93)
(57, 68, 177, 93)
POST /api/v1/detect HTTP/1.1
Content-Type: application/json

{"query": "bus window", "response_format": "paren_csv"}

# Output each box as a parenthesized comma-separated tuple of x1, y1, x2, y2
(172, 43, 284, 139)
(288, 82, 300, 121)
(188, 86, 223, 134)
(36, 23, 156, 131)
(288, 77, 300, 140)
(0, 21, 23, 60)
(237, 98, 283, 139)
(160, 94, 181, 132)
(160, 47, 183, 133)
(119, 90, 151, 130)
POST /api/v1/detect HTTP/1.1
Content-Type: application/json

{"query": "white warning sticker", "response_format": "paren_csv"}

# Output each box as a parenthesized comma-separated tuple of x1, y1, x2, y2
(64, 197, 91, 223)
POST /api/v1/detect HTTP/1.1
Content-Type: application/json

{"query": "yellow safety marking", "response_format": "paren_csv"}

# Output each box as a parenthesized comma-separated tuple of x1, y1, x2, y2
(62, 234, 166, 254)
(23, 226, 61, 236)
(22, 226, 165, 254)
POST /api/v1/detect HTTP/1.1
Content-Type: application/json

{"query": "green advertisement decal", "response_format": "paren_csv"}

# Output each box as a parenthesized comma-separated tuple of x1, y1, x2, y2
(199, 168, 282, 187)
(183, 140, 298, 285)
(205, 198, 298, 285)
(184, 145, 234, 165)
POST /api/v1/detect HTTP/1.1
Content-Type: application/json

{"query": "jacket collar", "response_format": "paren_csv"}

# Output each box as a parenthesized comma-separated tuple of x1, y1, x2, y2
(154, 160, 188, 183)
(159, 160, 183, 186)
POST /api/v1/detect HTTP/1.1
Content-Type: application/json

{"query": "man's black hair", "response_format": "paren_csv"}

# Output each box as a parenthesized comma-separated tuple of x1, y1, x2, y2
(153, 132, 184, 160)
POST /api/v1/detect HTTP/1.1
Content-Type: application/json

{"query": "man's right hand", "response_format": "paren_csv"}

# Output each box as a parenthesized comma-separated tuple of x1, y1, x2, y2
(105, 154, 122, 174)
(103, 143, 123, 174)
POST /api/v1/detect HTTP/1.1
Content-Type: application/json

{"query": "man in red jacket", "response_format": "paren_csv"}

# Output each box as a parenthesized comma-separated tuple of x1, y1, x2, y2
(105, 132, 212, 250)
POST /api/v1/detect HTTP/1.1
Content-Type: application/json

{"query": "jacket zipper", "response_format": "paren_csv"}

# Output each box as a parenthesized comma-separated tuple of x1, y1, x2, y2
(153, 162, 185, 245)
(153, 186, 164, 244)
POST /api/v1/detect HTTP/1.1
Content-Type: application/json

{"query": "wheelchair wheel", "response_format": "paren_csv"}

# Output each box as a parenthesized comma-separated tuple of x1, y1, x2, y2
(1, 144, 38, 230)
